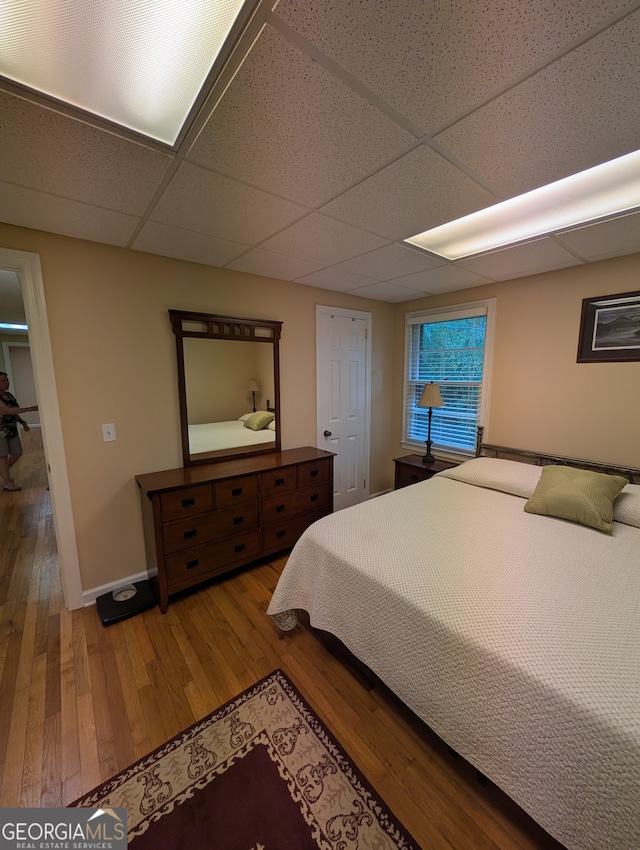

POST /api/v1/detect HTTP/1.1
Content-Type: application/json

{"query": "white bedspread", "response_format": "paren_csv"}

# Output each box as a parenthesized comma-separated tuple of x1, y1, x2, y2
(267, 464, 640, 850)
(188, 420, 275, 454)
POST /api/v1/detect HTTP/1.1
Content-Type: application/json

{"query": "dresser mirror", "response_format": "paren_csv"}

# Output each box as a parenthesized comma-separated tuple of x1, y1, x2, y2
(170, 310, 282, 466)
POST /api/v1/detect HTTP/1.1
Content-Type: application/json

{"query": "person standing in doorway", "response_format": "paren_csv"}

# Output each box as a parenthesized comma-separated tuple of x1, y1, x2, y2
(0, 370, 38, 491)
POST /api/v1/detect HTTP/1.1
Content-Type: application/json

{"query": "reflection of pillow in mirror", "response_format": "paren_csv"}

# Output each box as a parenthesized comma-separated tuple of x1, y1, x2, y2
(238, 413, 253, 422)
(524, 465, 628, 532)
(613, 483, 640, 528)
(266, 420, 276, 431)
(244, 410, 275, 431)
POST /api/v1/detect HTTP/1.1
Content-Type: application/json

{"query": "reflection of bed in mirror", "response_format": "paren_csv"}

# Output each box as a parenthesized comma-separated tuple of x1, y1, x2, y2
(188, 412, 276, 456)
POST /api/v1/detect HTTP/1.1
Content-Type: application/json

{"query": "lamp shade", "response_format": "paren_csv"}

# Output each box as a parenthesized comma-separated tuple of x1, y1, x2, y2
(417, 382, 444, 408)
(248, 378, 260, 391)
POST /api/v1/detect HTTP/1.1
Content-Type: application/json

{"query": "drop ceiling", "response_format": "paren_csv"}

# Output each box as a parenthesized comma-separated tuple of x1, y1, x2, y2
(1, 0, 639, 303)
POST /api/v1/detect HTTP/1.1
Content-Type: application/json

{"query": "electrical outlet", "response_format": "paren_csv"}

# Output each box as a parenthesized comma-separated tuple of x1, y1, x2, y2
(102, 423, 116, 442)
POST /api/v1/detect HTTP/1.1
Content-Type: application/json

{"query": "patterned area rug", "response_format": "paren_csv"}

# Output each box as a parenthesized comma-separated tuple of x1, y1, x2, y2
(72, 669, 421, 849)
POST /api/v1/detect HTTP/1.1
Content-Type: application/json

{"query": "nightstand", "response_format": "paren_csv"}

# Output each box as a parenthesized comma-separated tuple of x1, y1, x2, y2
(394, 455, 457, 489)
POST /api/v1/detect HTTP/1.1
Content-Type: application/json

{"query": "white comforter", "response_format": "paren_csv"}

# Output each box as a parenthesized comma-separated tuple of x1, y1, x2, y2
(267, 458, 640, 850)
(188, 420, 275, 454)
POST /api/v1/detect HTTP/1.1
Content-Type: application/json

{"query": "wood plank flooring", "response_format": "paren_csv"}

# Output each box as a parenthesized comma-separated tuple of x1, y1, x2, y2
(0, 429, 565, 849)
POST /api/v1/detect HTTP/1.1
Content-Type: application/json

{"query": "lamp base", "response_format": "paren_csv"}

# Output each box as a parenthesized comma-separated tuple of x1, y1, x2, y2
(423, 437, 435, 463)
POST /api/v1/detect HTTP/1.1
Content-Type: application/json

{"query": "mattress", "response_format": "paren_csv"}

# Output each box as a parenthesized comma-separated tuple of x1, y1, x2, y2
(267, 458, 640, 850)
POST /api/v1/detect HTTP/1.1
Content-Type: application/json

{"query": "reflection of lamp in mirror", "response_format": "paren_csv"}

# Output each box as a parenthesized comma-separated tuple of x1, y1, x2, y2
(417, 382, 444, 463)
(248, 378, 260, 412)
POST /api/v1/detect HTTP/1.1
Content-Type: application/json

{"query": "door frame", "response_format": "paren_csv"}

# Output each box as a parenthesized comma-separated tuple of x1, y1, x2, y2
(316, 304, 372, 503)
(0, 246, 83, 609)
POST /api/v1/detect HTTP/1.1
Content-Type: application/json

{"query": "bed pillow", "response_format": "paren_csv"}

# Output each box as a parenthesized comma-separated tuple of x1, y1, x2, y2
(523, 465, 628, 532)
(238, 413, 253, 422)
(612, 483, 640, 528)
(243, 410, 275, 431)
(436, 457, 543, 498)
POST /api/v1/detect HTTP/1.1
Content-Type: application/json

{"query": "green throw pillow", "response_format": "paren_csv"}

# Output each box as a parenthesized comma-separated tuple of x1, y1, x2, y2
(523, 465, 628, 532)
(243, 410, 275, 431)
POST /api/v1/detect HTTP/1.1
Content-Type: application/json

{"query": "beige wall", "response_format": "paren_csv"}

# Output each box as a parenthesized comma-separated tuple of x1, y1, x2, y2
(0, 224, 395, 593)
(391, 252, 640, 468)
(1, 222, 639, 597)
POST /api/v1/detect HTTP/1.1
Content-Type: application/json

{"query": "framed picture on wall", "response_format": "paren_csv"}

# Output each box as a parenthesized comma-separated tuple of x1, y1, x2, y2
(577, 290, 640, 362)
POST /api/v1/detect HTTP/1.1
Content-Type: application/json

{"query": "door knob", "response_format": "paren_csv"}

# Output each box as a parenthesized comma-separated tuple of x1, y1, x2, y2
(323, 430, 332, 437)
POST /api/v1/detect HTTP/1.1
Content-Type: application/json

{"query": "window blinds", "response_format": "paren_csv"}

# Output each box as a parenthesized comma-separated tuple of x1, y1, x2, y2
(403, 306, 489, 454)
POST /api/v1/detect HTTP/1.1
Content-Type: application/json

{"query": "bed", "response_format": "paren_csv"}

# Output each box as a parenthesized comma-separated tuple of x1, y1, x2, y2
(267, 442, 640, 850)
(188, 411, 276, 454)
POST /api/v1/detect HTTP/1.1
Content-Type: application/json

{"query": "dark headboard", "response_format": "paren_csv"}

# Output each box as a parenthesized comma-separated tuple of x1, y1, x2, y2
(475, 427, 640, 484)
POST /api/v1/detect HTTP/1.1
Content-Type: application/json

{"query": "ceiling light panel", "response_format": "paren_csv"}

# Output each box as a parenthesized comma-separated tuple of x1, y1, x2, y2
(405, 149, 640, 260)
(0, 0, 249, 145)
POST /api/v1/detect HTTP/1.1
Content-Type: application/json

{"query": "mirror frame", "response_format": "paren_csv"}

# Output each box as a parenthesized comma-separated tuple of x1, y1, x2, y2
(170, 309, 282, 467)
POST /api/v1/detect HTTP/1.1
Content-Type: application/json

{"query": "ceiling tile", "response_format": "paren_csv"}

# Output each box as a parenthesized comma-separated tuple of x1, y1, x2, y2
(149, 162, 308, 244)
(274, 0, 629, 131)
(259, 213, 389, 265)
(227, 248, 323, 279)
(456, 237, 583, 280)
(330, 243, 445, 280)
(555, 211, 640, 261)
(188, 25, 415, 207)
(435, 11, 640, 198)
(0, 182, 140, 245)
(295, 267, 378, 292)
(321, 145, 497, 239)
(387, 264, 491, 294)
(346, 281, 427, 302)
(133, 222, 249, 266)
(0, 92, 173, 215)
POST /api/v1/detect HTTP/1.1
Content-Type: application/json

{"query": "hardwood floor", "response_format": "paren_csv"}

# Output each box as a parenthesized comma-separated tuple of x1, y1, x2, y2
(0, 429, 565, 849)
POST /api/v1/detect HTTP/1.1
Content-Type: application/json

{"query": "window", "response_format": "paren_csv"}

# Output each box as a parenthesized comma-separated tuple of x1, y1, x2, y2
(403, 300, 495, 456)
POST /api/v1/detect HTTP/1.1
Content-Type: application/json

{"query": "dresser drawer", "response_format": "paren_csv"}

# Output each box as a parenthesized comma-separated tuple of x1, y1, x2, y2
(261, 483, 331, 525)
(165, 530, 261, 588)
(395, 464, 431, 488)
(297, 458, 331, 487)
(262, 509, 328, 552)
(214, 475, 258, 508)
(163, 502, 260, 554)
(160, 484, 213, 523)
(259, 466, 298, 498)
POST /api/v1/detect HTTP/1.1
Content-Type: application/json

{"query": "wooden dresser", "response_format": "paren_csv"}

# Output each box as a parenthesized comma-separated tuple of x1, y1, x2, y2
(136, 447, 334, 612)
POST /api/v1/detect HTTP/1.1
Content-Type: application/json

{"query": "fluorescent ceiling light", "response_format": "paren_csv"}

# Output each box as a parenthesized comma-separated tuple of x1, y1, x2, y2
(405, 149, 640, 261)
(0, 323, 28, 331)
(0, 0, 252, 146)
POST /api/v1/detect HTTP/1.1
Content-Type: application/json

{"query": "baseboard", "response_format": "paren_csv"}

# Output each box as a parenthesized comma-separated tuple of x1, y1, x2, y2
(83, 570, 150, 607)
(368, 488, 392, 499)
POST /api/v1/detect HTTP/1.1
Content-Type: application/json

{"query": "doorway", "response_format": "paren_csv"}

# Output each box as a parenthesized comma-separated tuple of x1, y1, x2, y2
(316, 305, 371, 511)
(0, 247, 82, 609)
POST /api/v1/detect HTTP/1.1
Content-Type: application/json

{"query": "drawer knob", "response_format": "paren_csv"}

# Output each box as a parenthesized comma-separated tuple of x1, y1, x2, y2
(275, 477, 285, 486)
(411, 473, 419, 481)
(234, 543, 246, 553)
(275, 504, 285, 512)
(186, 559, 199, 569)
(184, 529, 197, 539)
(232, 487, 243, 497)
(311, 493, 319, 502)
(182, 497, 195, 508)
(310, 468, 319, 477)
(233, 515, 245, 525)
(276, 529, 286, 538)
